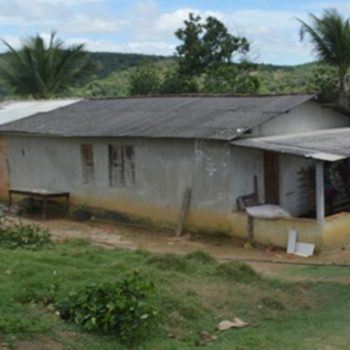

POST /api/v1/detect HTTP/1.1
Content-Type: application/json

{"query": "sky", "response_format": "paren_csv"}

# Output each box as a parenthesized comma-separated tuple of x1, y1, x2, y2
(0, 0, 350, 65)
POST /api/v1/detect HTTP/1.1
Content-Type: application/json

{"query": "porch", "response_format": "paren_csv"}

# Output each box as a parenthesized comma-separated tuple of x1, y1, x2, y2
(231, 128, 350, 249)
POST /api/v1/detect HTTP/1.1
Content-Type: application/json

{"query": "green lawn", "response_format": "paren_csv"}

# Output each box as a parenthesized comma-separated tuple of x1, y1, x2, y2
(0, 239, 349, 349)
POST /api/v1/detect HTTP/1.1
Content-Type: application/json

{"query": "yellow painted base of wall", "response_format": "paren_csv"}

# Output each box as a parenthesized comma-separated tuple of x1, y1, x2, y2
(323, 213, 350, 248)
(229, 211, 350, 250)
(65, 196, 350, 249)
(70, 194, 232, 234)
(9, 190, 350, 250)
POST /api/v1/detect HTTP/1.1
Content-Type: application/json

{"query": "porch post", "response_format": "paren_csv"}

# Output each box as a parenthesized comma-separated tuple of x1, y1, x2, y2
(315, 160, 325, 223)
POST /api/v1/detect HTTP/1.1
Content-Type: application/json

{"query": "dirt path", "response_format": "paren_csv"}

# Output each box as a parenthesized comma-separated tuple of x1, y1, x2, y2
(14, 216, 350, 266)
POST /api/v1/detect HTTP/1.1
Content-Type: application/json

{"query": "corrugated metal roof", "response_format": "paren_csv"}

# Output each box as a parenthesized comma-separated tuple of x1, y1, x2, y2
(0, 95, 314, 140)
(232, 128, 350, 161)
(0, 99, 81, 126)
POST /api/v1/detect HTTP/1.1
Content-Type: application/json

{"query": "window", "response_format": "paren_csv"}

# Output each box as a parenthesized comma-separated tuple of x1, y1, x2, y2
(81, 144, 95, 185)
(109, 145, 135, 187)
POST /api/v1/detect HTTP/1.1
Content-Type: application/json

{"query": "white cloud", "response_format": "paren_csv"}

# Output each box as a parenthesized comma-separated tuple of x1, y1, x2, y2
(62, 15, 121, 33)
(225, 10, 311, 63)
(128, 6, 312, 63)
(3, 1, 349, 64)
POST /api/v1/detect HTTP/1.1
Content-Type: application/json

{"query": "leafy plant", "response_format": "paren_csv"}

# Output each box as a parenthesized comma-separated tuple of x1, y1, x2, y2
(57, 271, 158, 344)
(0, 216, 52, 250)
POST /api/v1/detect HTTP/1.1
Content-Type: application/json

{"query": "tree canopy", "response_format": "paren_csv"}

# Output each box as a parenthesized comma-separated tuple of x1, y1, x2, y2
(298, 9, 350, 108)
(129, 60, 161, 96)
(175, 13, 249, 77)
(0, 32, 94, 99)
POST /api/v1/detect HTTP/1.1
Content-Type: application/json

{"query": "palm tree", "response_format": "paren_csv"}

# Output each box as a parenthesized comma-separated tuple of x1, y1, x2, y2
(0, 31, 94, 99)
(298, 9, 350, 109)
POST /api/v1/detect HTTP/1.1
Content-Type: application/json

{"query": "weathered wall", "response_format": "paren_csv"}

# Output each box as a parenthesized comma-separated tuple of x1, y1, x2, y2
(230, 211, 350, 250)
(252, 101, 350, 137)
(0, 136, 9, 201)
(7, 136, 233, 231)
(322, 213, 350, 248)
(229, 212, 323, 248)
(7, 135, 350, 248)
(6, 136, 285, 236)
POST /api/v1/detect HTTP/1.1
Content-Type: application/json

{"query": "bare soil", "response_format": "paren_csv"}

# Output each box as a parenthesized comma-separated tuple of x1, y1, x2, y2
(14, 216, 350, 267)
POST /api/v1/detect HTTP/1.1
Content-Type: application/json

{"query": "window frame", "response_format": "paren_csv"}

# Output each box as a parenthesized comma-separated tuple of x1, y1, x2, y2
(108, 144, 136, 188)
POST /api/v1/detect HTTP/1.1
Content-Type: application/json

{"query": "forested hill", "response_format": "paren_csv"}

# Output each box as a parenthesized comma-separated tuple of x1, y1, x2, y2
(88, 52, 169, 78)
(0, 51, 170, 97)
(0, 50, 320, 98)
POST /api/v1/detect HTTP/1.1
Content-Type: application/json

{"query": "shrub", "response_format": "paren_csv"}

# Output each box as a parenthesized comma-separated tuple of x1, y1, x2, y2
(216, 261, 260, 282)
(185, 250, 216, 264)
(147, 253, 190, 272)
(0, 217, 52, 250)
(57, 272, 158, 344)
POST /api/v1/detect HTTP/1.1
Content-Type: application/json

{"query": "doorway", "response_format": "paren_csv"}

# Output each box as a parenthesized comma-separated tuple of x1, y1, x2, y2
(264, 151, 280, 204)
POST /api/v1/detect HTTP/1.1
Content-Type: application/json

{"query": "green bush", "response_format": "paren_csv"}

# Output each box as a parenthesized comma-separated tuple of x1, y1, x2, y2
(185, 250, 216, 264)
(57, 272, 158, 344)
(216, 261, 260, 282)
(0, 217, 52, 250)
(146, 253, 191, 271)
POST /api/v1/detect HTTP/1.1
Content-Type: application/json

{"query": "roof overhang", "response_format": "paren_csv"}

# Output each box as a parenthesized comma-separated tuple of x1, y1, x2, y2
(0, 99, 82, 126)
(232, 128, 350, 162)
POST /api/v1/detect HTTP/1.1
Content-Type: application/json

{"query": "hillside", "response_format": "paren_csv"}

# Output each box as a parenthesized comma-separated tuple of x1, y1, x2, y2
(0, 51, 320, 98)
(71, 59, 320, 97)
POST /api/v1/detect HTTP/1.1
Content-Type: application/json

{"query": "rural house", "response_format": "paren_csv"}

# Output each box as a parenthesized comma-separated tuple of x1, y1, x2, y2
(1, 95, 350, 249)
(0, 99, 80, 201)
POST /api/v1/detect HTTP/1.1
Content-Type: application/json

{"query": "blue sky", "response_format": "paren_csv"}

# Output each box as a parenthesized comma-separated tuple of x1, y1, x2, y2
(0, 0, 350, 65)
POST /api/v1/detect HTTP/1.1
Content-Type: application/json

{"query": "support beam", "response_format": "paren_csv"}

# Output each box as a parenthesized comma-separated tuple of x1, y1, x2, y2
(315, 160, 325, 223)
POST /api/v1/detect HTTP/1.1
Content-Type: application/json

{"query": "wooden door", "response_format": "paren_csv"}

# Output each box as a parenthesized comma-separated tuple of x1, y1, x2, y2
(264, 151, 280, 204)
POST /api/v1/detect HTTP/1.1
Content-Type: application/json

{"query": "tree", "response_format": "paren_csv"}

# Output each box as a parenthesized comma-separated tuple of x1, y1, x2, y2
(129, 60, 161, 96)
(0, 31, 94, 99)
(311, 65, 338, 103)
(159, 63, 199, 94)
(203, 63, 260, 94)
(298, 9, 350, 109)
(175, 13, 249, 77)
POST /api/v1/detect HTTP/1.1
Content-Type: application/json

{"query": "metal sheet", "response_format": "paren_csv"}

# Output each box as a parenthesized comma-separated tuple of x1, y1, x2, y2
(0, 95, 315, 140)
(233, 128, 350, 161)
(0, 99, 81, 126)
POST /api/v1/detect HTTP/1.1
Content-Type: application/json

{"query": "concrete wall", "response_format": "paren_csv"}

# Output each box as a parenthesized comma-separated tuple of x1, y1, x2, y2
(6, 135, 350, 249)
(7, 136, 267, 232)
(7, 136, 233, 231)
(252, 101, 350, 136)
(229, 212, 323, 248)
(0, 136, 9, 201)
(229, 211, 350, 250)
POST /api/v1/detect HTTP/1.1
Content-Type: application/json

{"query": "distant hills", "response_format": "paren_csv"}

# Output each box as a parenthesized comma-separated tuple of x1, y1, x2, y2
(88, 52, 169, 79)
(0, 51, 318, 98)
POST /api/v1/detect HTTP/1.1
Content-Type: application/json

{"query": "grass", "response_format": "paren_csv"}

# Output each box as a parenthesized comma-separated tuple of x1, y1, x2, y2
(0, 239, 349, 349)
(284, 265, 350, 279)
